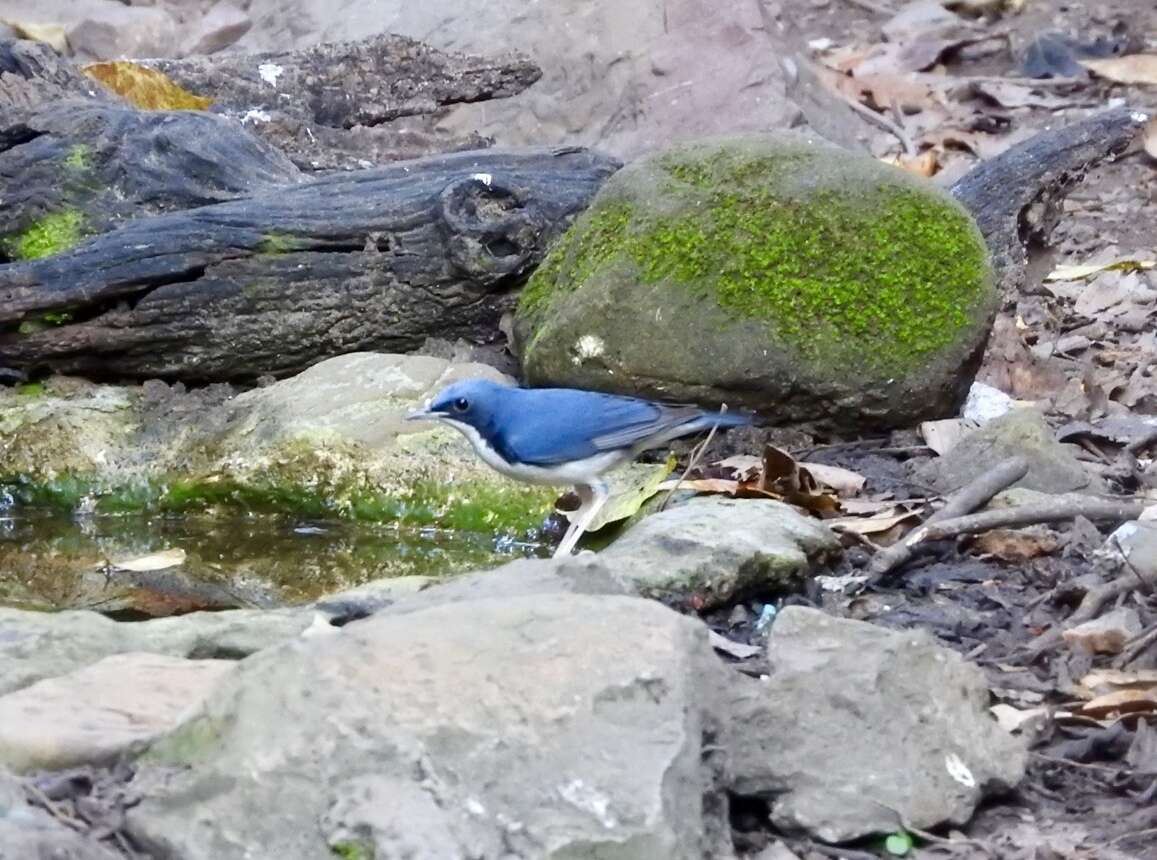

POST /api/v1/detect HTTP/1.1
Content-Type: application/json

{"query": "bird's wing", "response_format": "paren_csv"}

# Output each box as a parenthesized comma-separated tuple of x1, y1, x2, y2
(500, 389, 704, 466)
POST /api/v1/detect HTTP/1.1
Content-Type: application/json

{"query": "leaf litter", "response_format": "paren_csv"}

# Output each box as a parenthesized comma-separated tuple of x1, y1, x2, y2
(696, 1, 1157, 855)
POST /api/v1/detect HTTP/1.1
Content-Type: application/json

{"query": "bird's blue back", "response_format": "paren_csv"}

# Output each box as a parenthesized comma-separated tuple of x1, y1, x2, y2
(435, 381, 748, 467)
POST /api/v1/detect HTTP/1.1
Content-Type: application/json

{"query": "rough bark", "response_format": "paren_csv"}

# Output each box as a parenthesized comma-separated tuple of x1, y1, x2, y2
(951, 106, 1149, 295)
(0, 147, 620, 381)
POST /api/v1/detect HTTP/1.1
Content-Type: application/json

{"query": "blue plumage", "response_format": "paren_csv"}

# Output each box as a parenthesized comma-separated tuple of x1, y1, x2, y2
(405, 378, 752, 555)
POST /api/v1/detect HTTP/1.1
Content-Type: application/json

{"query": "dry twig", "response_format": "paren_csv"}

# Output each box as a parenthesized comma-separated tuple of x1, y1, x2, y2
(868, 456, 1028, 576)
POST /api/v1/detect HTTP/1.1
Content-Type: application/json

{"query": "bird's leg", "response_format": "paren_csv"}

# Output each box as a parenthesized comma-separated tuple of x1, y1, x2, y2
(553, 479, 610, 557)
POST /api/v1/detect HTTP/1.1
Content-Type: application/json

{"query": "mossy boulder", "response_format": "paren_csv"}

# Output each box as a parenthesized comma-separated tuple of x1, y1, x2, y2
(0, 354, 555, 534)
(515, 134, 997, 429)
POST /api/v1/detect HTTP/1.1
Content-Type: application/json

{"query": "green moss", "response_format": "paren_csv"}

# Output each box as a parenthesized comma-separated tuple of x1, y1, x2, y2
(143, 715, 223, 765)
(63, 144, 91, 171)
(0, 470, 553, 535)
(330, 842, 374, 860)
(519, 143, 991, 379)
(259, 233, 298, 255)
(3, 210, 87, 261)
(16, 382, 46, 397)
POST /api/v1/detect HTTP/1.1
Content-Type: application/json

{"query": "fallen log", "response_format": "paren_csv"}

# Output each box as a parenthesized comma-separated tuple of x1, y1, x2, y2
(950, 106, 1148, 295)
(0, 146, 620, 380)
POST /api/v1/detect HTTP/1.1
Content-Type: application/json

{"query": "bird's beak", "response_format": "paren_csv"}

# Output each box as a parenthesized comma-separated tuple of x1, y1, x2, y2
(403, 402, 444, 422)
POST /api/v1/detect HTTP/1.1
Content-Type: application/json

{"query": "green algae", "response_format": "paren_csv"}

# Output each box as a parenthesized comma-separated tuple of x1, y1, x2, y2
(63, 144, 91, 171)
(330, 842, 374, 860)
(0, 470, 554, 535)
(2, 209, 87, 261)
(518, 138, 992, 380)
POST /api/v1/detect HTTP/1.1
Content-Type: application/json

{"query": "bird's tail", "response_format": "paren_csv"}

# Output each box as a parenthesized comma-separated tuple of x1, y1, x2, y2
(696, 406, 756, 430)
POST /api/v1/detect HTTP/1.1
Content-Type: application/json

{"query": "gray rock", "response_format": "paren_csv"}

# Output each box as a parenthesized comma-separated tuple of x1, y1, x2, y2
(515, 134, 996, 431)
(0, 653, 233, 772)
(185, 1, 251, 55)
(67, 1, 179, 60)
(239, 0, 794, 159)
(0, 554, 628, 698)
(728, 607, 1026, 842)
(0, 769, 122, 860)
(1107, 519, 1157, 579)
(0, 606, 312, 695)
(0, 353, 555, 533)
(599, 497, 840, 608)
(378, 555, 632, 617)
(126, 595, 734, 859)
(919, 408, 1103, 494)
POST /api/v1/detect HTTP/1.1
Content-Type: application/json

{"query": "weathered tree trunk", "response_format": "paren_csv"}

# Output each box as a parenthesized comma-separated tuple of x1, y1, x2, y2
(0, 147, 619, 381)
(951, 106, 1148, 295)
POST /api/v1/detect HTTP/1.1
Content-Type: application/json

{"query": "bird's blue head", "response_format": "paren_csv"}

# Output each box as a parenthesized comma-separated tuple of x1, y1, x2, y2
(404, 378, 509, 431)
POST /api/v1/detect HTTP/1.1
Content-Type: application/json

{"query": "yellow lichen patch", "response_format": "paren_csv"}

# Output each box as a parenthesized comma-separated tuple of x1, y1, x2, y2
(83, 62, 213, 111)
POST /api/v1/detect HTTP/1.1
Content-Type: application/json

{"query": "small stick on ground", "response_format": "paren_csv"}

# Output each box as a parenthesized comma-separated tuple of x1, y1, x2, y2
(658, 406, 728, 512)
(839, 0, 895, 15)
(918, 498, 1150, 543)
(1118, 622, 1157, 668)
(1024, 529, 1157, 658)
(868, 456, 1029, 577)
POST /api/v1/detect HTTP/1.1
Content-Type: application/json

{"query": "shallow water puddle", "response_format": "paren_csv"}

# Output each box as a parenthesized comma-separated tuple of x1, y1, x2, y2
(0, 508, 545, 616)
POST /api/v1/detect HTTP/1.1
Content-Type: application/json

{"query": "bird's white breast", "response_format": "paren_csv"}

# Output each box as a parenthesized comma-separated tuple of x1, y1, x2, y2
(439, 419, 627, 486)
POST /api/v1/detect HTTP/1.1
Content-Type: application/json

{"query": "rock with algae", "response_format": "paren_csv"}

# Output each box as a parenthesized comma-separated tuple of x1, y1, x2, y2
(515, 133, 997, 430)
(0, 353, 555, 533)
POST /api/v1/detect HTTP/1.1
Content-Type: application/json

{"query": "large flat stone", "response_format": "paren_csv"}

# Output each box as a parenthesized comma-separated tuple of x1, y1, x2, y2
(727, 607, 1027, 842)
(0, 653, 233, 773)
(126, 594, 734, 859)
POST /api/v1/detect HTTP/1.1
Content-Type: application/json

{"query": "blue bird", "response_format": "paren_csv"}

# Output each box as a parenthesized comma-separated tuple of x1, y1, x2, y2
(405, 379, 752, 556)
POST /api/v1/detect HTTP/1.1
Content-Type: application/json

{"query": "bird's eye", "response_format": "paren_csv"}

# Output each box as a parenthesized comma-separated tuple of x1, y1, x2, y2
(453, 398, 469, 413)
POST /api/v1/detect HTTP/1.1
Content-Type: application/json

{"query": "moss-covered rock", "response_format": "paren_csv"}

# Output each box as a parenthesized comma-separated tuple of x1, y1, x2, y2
(0, 354, 555, 535)
(515, 133, 997, 429)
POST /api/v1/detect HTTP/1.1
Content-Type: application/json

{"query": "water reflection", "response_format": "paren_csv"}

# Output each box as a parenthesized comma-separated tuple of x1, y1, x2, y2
(0, 509, 547, 616)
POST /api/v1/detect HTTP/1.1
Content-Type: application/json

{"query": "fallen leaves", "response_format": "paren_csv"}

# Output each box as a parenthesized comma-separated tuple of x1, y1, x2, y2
(1057, 669, 1157, 725)
(655, 444, 850, 516)
(108, 548, 187, 572)
(1080, 54, 1157, 86)
(1045, 258, 1156, 282)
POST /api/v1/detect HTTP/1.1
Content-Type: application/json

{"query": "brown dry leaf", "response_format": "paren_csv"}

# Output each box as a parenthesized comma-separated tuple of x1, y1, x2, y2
(654, 477, 781, 500)
(1080, 54, 1157, 85)
(1046, 258, 1156, 282)
(110, 548, 187, 572)
(829, 508, 921, 536)
(883, 150, 939, 177)
(972, 80, 1070, 109)
(715, 454, 763, 481)
(1078, 668, 1157, 699)
(843, 71, 944, 113)
(83, 62, 214, 111)
(920, 418, 967, 456)
(973, 527, 1060, 562)
(799, 462, 867, 495)
(1076, 688, 1157, 720)
(761, 445, 841, 514)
